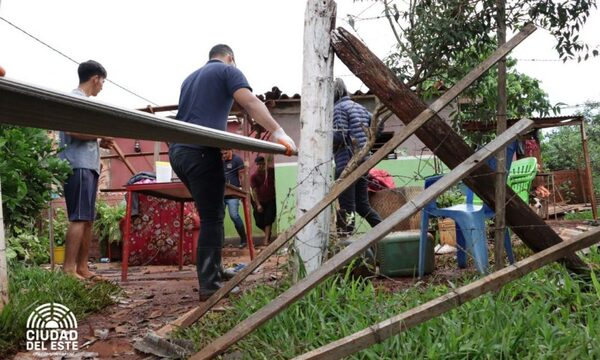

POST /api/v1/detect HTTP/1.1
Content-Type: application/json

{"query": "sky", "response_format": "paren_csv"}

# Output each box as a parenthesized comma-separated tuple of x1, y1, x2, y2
(0, 1, 598, 114)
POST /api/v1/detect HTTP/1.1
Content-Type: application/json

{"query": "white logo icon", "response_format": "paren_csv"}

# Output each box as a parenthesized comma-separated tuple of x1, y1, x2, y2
(26, 302, 79, 354)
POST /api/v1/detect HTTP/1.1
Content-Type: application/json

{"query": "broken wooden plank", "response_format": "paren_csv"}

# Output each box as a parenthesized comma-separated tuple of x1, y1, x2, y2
(0, 77, 289, 154)
(331, 24, 588, 273)
(295, 226, 600, 360)
(156, 22, 537, 336)
(189, 119, 533, 360)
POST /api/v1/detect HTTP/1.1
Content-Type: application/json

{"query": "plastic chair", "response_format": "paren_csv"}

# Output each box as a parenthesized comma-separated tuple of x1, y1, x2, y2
(418, 142, 518, 277)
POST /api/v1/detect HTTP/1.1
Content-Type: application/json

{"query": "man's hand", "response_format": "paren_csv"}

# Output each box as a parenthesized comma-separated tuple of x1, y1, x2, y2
(255, 203, 263, 213)
(272, 127, 297, 156)
(99, 137, 115, 149)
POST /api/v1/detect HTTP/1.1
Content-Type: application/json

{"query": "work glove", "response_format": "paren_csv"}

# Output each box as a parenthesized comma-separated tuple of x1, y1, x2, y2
(272, 127, 297, 156)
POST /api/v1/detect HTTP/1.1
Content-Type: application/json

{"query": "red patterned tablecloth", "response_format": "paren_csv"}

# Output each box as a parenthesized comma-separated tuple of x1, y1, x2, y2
(121, 193, 199, 266)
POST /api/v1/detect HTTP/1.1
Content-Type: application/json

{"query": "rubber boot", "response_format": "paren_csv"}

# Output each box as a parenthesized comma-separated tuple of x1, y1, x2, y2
(197, 247, 239, 301)
(197, 247, 222, 300)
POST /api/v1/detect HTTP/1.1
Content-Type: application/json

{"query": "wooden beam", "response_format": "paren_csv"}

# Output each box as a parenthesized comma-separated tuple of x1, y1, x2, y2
(0, 77, 289, 154)
(110, 143, 137, 175)
(154, 23, 538, 336)
(190, 119, 533, 360)
(331, 24, 588, 273)
(295, 227, 600, 360)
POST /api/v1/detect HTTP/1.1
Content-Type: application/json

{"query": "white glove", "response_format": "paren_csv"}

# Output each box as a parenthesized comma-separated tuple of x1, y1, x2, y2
(272, 127, 297, 156)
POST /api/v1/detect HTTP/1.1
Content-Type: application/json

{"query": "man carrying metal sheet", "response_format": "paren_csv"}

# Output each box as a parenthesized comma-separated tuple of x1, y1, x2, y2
(169, 44, 296, 301)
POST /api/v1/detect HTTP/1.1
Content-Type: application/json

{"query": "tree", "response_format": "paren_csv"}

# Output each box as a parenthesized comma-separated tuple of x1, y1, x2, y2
(349, 0, 597, 93)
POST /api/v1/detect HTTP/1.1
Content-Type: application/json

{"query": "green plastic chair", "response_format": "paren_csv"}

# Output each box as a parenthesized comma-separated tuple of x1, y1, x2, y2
(472, 156, 538, 205)
(506, 157, 538, 203)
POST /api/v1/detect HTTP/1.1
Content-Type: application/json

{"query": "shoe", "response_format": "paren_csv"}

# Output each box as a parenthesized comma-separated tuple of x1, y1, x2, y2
(222, 263, 246, 279)
(198, 282, 240, 301)
(238, 242, 247, 249)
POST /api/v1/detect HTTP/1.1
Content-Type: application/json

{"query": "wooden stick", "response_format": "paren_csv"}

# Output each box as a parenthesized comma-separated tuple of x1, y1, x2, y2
(111, 143, 137, 175)
(190, 119, 533, 360)
(295, 227, 600, 360)
(154, 23, 537, 336)
(332, 24, 588, 273)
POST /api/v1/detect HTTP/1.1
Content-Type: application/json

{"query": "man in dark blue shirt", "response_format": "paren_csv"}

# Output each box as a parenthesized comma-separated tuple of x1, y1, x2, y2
(222, 149, 247, 249)
(169, 44, 296, 301)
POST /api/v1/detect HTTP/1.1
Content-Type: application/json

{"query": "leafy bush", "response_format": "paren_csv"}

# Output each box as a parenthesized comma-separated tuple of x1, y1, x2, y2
(0, 126, 71, 234)
(94, 199, 125, 245)
(5, 228, 49, 265)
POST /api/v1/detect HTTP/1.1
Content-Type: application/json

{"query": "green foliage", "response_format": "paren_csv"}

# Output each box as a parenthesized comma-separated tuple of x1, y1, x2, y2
(353, 0, 597, 91)
(5, 227, 49, 265)
(51, 207, 68, 247)
(564, 210, 594, 220)
(175, 247, 600, 359)
(94, 199, 125, 244)
(542, 102, 600, 192)
(0, 264, 121, 357)
(0, 126, 71, 234)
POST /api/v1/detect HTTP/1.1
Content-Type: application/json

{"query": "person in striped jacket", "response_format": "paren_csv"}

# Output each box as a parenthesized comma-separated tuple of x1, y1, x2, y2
(332, 78, 382, 235)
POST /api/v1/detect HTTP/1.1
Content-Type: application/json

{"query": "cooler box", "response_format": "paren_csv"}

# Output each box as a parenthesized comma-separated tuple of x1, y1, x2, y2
(377, 231, 434, 277)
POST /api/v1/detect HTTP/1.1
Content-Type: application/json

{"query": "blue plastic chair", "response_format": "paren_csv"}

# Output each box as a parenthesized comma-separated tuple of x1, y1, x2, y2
(418, 142, 518, 277)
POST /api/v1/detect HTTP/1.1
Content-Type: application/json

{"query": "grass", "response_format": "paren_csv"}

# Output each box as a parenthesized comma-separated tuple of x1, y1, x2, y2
(564, 210, 594, 221)
(175, 247, 600, 359)
(0, 264, 122, 357)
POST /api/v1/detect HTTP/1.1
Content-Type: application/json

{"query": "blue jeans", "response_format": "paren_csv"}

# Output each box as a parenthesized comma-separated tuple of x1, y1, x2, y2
(169, 146, 224, 290)
(224, 197, 247, 244)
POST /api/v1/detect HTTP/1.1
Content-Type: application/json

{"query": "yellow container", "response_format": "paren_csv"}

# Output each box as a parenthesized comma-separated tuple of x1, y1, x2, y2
(53, 246, 65, 264)
(439, 218, 456, 247)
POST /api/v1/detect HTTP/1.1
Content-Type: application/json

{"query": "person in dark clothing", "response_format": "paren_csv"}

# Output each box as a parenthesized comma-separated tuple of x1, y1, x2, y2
(332, 78, 382, 235)
(222, 149, 248, 248)
(169, 44, 296, 301)
(250, 155, 276, 244)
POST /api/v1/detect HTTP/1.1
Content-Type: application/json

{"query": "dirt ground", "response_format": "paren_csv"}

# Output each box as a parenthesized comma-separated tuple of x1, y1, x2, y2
(12, 219, 594, 359)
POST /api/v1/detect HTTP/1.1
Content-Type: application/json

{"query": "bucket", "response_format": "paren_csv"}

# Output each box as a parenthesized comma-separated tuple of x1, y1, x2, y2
(376, 231, 434, 277)
(53, 246, 65, 264)
(155, 161, 172, 183)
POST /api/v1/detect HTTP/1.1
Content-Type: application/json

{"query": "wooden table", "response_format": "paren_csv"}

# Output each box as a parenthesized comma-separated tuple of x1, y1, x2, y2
(121, 181, 254, 282)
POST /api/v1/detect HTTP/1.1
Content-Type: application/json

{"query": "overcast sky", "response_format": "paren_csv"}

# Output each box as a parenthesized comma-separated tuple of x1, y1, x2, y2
(1, 1, 598, 114)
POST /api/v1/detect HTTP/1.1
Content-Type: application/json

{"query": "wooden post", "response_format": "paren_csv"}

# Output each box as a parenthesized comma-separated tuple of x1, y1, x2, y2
(189, 119, 533, 360)
(0, 178, 9, 310)
(331, 25, 588, 273)
(153, 24, 537, 336)
(295, 0, 336, 275)
(580, 123, 597, 220)
(295, 227, 600, 360)
(494, 0, 507, 270)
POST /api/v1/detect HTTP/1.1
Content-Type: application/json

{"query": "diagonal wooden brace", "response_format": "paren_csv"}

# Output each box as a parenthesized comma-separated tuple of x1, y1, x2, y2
(331, 24, 587, 273)
(191, 119, 534, 359)
(154, 23, 540, 337)
(295, 226, 600, 360)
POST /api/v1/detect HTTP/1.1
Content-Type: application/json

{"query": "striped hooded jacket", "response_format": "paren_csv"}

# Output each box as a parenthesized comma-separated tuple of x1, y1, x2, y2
(333, 95, 372, 173)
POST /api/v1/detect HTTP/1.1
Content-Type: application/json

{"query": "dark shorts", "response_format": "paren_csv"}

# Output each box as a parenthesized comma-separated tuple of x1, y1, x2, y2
(64, 168, 99, 222)
(253, 199, 276, 231)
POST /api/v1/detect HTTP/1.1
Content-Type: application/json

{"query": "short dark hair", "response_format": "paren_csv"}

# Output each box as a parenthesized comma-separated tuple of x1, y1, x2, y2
(255, 155, 265, 164)
(209, 44, 234, 60)
(78, 60, 107, 84)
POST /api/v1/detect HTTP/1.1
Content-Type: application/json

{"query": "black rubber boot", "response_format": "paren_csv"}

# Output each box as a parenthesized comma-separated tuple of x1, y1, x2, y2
(197, 247, 222, 299)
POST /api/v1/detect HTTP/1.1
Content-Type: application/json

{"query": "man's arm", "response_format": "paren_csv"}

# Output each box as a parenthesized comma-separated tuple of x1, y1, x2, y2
(233, 88, 297, 155)
(65, 132, 114, 149)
